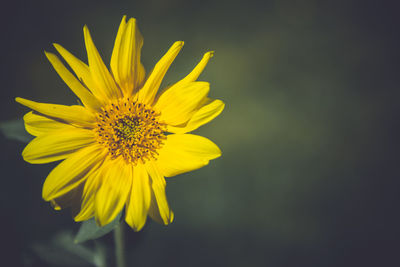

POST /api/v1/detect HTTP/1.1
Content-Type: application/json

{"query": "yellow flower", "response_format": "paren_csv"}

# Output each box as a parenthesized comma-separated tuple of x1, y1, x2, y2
(16, 16, 224, 231)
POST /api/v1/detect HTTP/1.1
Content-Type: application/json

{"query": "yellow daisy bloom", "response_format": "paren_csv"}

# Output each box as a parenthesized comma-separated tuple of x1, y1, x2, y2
(16, 16, 224, 231)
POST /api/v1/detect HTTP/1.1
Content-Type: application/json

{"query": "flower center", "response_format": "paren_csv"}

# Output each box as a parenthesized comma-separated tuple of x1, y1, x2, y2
(94, 98, 166, 164)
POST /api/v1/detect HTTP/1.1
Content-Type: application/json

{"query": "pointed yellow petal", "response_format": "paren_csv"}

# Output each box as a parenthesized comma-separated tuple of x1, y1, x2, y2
(156, 134, 221, 177)
(74, 197, 94, 221)
(111, 17, 145, 96)
(74, 166, 102, 222)
(22, 127, 95, 164)
(110, 16, 127, 91)
(137, 41, 184, 105)
(15, 97, 95, 128)
(83, 25, 122, 101)
(95, 157, 132, 226)
(42, 144, 106, 201)
(23, 111, 74, 136)
(147, 190, 163, 224)
(148, 189, 175, 225)
(53, 43, 103, 102)
(145, 161, 173, 225)
(45, 51, 102, 111)
(125, 164, 151, 231)
(167, 98, 225, 133)
(154, 82, 209, 126)
(175, 51, 214, 86)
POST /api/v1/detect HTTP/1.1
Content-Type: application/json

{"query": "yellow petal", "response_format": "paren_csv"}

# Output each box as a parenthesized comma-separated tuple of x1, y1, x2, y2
(147, 190, 164, 225)
(111, 17, 145, 96)
(44, 51, 102, 111)
(110, 15, 127, 73)
(51, 183, 85, 218)
(125, 164, 151, 231)
(74, 166, 102, 222)
(145, 161, 173, 225)
(23, 111, 74, 136)
(23, 127, 95, 164)
(42, 144, 106, 201)
(167, 98, 225, 133)
(95, 157, 132, 226)
(156, 134, 221, 177)
(16, 97, 95, 128)
(110, 16, 127, 92)
(53, 43, 103, 102)
(174, 51, 214, 86)
(83, 25, 122, 101)
(137, 41, 184, 105)
(154, 82, 210, 126)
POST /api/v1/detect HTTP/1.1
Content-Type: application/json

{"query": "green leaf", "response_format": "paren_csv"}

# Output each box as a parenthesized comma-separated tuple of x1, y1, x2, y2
(32, 231, 106, 267)
(0, 119, 32, 143)
(75, 212, 123, 243)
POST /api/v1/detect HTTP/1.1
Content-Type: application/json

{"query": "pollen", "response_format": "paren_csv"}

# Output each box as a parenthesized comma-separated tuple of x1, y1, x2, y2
(94, 98, 166, 164)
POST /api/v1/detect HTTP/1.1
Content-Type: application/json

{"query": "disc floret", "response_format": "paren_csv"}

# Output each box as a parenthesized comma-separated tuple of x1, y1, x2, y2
(94, 98, 166, 164)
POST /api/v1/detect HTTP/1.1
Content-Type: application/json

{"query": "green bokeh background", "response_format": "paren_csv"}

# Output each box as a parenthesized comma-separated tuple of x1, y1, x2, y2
(1, 0, 400, 266)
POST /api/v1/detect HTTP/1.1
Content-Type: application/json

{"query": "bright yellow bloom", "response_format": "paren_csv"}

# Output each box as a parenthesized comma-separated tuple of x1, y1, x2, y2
(16, 16, 224, 231)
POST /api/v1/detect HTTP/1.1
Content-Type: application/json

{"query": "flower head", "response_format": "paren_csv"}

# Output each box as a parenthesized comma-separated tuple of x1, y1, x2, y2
(16, 16, 224, 231)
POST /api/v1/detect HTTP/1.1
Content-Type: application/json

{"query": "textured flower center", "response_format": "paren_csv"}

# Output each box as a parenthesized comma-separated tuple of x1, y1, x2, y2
(94, 98, 166, 164)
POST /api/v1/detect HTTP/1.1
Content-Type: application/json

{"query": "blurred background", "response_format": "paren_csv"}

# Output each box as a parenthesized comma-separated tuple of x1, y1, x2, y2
(1, 0, 400, 266)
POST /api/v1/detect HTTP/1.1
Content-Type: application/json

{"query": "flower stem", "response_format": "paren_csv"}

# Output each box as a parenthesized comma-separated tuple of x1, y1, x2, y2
(114, 222, 126, 267)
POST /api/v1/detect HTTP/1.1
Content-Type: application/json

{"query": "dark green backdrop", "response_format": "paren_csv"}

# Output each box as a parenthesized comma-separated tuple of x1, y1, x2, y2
(1, 0, 400, 266)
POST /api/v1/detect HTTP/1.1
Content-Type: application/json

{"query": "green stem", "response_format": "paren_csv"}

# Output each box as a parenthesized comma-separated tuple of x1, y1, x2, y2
(114, 222, 126, 267)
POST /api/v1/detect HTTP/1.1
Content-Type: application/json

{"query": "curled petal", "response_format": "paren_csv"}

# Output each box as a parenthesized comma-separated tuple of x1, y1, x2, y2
(156, 134, 221, 177)
(154, 82, 210, 126)
(51, 182, 85, 218)
(167, 98, 225, 133)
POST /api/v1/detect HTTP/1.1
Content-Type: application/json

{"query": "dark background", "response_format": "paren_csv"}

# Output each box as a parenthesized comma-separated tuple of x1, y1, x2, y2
(1, 0, 400, 266)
